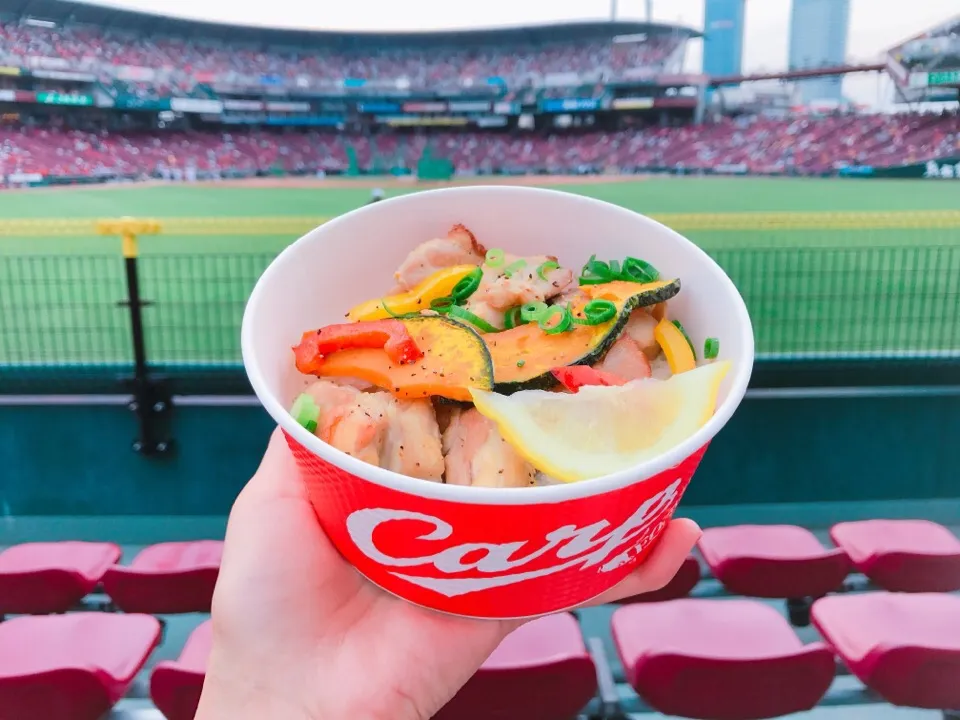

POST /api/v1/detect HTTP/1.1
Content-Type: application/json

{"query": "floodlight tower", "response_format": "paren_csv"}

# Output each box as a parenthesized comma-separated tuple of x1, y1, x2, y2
(610, 0, 655, 21)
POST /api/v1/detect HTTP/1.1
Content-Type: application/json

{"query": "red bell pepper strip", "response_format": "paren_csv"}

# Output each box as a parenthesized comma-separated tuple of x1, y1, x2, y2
(293, 319, 423, 374)
(551, 365, 628, 393)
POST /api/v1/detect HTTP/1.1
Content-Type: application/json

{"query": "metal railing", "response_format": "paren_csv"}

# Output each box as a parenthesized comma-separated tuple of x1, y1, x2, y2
(1, 214, 959, 448)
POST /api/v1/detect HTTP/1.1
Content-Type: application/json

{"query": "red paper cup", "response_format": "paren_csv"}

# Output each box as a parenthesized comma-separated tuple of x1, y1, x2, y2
(242, 186, 754, 619)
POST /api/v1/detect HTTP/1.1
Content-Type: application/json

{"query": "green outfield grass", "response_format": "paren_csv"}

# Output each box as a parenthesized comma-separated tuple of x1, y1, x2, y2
(1, 177, 958, 367)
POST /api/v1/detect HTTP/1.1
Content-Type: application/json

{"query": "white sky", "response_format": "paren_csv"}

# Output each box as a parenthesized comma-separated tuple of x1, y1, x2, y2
(77, 0, 958, 106)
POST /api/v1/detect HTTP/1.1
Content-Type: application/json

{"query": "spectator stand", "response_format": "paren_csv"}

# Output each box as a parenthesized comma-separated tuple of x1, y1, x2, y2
(0, 520, 958, 719)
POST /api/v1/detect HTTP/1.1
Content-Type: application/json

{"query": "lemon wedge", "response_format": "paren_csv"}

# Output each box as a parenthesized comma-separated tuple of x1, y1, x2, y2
(469, 361, 731, 483)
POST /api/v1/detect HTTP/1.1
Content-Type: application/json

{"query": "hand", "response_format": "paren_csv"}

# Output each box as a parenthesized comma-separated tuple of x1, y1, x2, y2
(196, 429, 701, 720)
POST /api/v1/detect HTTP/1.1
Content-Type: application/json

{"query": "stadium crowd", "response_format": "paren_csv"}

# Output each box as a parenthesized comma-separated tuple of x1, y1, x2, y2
(0, 20, 680, 88)
(1, 113, 956, 180)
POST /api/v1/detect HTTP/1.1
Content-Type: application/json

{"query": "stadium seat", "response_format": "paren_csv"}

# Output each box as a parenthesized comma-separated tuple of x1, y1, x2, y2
(151, 620, 212, 720)
(830, 520, 960, 592)
(615, 554, 701, 603)
(698, 525, 850, 598)
(0, 541, 120, 614)
(612, 599, 835, 719)
(433, 613, 598, 720)
(0, 613, 161, 720)
(812, 593, 960, 710)
(102, 540, 222, 614)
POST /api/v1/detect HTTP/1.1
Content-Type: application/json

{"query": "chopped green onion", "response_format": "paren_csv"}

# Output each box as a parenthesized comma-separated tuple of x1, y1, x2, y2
(520, 302, 549, 323)
(672, 320, 697, 359)
(380, 299, 420, 319)
(579, 255, 662, 286)
(450, 267, 483, 303)
(503, 259, 527, 278)
(503, 305, 525, 330)
(622, 257, 660, 283)
(516, 359, 526, 368)
(381, 299, 402, 318)
(447, 305, 500, 333)
(539, 305, 572, 334)
(576, 299, 617, 325)
(704, 337, 720, 360)
(430, 296, 455, 313)
(536, 260, 560, 281)
(290, 393, 320, 434)
(579, 254, 616, 286)
(485, 248, 505, 268)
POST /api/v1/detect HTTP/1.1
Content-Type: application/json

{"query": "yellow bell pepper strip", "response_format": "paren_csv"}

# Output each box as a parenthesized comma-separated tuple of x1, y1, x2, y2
(654, 318, 696, 374)
(346, 265, 479, 322)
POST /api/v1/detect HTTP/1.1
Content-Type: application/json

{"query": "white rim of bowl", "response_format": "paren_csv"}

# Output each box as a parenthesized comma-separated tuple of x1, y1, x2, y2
(242, 186, 755, 506)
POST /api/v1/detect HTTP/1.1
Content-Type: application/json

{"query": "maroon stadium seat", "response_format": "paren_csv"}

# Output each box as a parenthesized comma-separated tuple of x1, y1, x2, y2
(151, 619, 212, 720)
(813, 593, 960, 710)
(616, 554, 700, 603)
(698, 525, 850, 598)
(102, 540, 222, 614)
(0, 541, 120, 614)
(0, 613, 161, 720)
(433, 613, 597, 720)
(830, 520, 960, 592)
(612, 599, 834, 720)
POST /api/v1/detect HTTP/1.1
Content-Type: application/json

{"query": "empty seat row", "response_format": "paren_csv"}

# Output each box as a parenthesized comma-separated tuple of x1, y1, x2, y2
(624, 519, 960, 604)
(0, 541, 222, 615)
(698, 519, 960, 598)
(2, 520, 956, 616)
(1, 593, 957, 720)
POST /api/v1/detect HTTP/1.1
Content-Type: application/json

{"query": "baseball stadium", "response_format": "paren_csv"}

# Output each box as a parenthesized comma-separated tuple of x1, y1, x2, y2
(0, 0, 958, 718)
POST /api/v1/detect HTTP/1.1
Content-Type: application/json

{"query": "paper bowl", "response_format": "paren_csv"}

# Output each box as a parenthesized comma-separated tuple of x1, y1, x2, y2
(242, 186, 754, 618)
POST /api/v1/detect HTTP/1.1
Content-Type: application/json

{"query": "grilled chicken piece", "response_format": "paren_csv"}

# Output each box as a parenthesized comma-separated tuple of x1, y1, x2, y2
(307, 380, 389, 467)
(381, 398, 445, 481)
(304, 380, 443, 481)
(596, 335, 652, 381)
(394, 224, 486, 291)
(623, 309, 661, 359)
(465, 253, 575, 329)
(442, 407, 537, 488)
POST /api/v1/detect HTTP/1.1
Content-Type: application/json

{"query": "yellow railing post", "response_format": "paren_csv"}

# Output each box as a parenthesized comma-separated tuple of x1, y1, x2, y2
(95, 217, 170, 455)
(96, 217, 162, 257)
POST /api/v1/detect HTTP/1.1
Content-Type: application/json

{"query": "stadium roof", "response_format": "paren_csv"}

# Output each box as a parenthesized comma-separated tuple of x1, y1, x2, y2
(0, 0, 700, 46)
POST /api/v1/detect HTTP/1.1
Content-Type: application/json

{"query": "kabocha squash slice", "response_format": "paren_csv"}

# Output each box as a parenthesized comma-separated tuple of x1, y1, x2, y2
(488, 279, 681, 393)
(302, 316, 493, 402)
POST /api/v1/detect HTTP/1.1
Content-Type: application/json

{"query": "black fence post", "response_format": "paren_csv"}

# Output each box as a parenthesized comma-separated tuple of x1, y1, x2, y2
(99, 218, 173, 456)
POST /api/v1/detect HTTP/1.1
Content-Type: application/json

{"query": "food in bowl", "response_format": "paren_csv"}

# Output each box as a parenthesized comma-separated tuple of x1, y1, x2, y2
(288, 223, 730, 486)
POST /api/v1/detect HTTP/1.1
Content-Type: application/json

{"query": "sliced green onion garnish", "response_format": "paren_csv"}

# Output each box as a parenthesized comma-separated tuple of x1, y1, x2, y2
(503, 259, 527, 278)
(447, 305, 500, 333)
(576, 299, 617, 325)
(485, 248, 505, 268)
(503, 305, 525, 330)
(450, 267, 483, 303)
(622, 257, 660, 283)
(430, 296, 455, 313)
(579, 255, 661, 286)
(704, 337, 720, 360)
(536, 260, 560, 281)
(291, 393, 320, 434)
(579, 254, 615, 285)
(380, 299, 420, 319)
(381, 299, 402, 318)
(539, 305, 572, 334)
(672, 320, 697, 359)
(520, 301, 549, 323)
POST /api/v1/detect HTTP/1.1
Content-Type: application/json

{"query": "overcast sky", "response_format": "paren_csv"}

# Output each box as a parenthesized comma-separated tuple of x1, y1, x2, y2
(78, 0, 958, 106)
